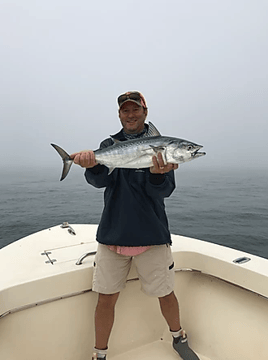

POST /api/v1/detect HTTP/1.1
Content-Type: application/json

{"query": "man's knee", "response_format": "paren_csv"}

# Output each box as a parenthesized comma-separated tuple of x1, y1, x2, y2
(97, 292, 120, 308)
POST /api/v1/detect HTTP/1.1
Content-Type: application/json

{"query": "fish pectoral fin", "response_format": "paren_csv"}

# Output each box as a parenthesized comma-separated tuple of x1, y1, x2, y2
(149, 145, 166, 153)
(149, 145, 167, 164)
(140, 147, 155, 154)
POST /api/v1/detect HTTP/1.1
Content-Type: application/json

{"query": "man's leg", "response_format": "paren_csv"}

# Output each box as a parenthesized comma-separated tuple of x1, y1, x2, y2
(159, 291, 200, 360)
(158, 291, 181, 331)
(95, 292, 120, 350)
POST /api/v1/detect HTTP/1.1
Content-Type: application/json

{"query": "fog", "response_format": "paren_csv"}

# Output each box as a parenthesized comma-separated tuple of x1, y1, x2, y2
(1, 0, 267, 172)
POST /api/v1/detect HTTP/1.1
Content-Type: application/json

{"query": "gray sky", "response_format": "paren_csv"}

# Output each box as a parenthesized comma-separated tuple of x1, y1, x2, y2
(1, 0, 267, 171)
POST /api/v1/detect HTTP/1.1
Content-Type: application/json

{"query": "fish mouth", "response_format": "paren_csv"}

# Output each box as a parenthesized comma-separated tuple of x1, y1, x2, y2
(191, 145, 206, 157)
(192, 150, 206, 158)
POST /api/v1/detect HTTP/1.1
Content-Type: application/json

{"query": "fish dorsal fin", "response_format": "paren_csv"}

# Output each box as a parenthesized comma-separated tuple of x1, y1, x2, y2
(110, 122, 160, 141)
(147, 121, 161, 137)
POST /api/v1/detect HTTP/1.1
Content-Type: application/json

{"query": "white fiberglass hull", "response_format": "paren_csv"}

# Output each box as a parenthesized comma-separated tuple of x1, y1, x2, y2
(0, 224, 268, 360)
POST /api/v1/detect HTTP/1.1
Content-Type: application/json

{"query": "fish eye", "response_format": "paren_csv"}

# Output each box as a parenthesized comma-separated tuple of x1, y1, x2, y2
(187, 145, 193, 151)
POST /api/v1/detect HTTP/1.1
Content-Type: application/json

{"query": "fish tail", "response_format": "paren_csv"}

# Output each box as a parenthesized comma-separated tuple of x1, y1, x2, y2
(51, 144, 73, 181)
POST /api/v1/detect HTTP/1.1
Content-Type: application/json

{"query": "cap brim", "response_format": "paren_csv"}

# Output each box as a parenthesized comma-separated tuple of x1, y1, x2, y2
(119, 99, 142, 109)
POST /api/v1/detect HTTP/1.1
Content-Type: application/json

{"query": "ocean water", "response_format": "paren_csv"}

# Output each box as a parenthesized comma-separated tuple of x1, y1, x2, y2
(0, 166, 267, 259)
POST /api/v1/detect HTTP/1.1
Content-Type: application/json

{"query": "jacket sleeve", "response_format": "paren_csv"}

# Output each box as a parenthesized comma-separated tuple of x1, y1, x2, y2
(84, 138, 112, 189)
(145, 170, 176, 199)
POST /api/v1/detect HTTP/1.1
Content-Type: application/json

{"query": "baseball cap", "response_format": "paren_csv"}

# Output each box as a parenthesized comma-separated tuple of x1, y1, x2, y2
(117, 91, 147, 109)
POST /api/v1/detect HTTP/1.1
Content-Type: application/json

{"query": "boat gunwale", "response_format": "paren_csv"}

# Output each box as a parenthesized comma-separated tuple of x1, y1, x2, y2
(1, 267, 267, 320)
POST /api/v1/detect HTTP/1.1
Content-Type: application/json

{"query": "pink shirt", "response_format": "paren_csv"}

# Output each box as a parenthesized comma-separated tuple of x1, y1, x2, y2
(108, 245, 151, 256)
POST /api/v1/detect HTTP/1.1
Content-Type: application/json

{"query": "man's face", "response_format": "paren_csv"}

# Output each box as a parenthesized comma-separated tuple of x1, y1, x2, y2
(119, 102, 147, 134)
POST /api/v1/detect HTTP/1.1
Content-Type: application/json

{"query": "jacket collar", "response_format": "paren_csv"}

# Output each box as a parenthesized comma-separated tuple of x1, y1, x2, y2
(110, 123, 149, 141)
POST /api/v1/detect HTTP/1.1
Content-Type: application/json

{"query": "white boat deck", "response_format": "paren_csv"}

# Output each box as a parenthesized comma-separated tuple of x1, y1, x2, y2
(110, 340, 206, 360)
(1, 224, 268, 360)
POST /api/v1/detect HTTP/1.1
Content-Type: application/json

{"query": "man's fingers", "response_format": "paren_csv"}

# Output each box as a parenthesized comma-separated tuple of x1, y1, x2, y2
(70, 152, 79, 160)
(150, 153, 179, 174)
(152, 155, 158, 168)
(80, 152, 89, 167)
(151, 154, 164, 174)
(73, 154, 81, 165)
(70, 150, 97, 168)
(157, 152, 165, 169)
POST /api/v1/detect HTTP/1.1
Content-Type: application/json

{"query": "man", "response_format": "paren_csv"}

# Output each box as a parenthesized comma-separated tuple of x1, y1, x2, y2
(71, 91, 199, 360)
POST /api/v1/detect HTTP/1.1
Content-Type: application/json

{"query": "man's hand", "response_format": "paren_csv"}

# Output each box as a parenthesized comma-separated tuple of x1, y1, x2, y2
(150, 153, 179, 174)
(70, 150, 98, 168)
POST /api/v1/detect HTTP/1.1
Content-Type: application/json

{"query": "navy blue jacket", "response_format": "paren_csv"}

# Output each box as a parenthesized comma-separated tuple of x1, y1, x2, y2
(85, 127, 176, 247)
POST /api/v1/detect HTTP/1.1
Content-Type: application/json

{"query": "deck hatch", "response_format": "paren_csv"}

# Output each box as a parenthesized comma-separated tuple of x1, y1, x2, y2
(41, 243, 96, 264)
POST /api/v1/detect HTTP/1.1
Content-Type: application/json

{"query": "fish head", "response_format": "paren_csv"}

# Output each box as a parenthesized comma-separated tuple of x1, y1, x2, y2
(169, 140, 206, 163)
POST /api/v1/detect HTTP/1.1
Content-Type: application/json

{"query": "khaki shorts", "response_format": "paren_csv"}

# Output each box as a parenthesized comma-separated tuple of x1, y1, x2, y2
(92, 243, 175, 297)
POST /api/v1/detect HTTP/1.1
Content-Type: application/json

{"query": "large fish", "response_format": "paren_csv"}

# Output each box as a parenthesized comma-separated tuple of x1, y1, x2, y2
(51, 122, 206, 181)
